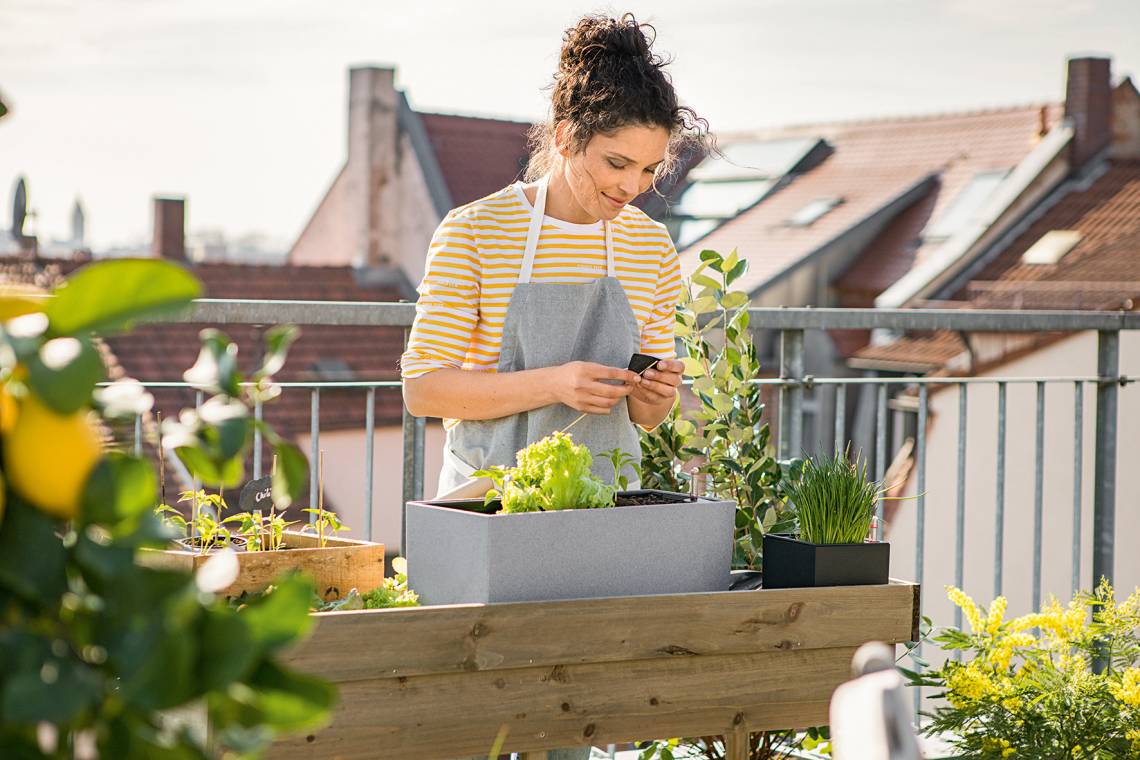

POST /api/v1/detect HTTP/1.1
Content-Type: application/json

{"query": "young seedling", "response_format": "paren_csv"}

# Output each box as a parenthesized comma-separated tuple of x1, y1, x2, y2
(301, 507, 347, 548)
(599, 446, 639, 491)
(158, 488, 237, 555)
(301, 450, 348, 547)
(231, 509, 296, 552)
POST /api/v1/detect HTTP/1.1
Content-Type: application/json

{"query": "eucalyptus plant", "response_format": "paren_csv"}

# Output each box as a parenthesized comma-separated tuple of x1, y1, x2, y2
(640, 249, 798, 568)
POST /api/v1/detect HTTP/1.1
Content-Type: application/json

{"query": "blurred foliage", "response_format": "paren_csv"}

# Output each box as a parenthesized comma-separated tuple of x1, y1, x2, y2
(0, 259, 334, 758)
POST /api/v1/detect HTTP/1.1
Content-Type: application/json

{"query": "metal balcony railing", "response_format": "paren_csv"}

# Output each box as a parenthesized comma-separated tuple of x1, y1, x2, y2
(127, 300, 1137, 713)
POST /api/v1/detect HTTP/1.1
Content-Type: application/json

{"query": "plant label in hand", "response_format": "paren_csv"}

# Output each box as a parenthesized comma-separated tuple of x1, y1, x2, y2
(239, 475, 274, 512)
(627, 353, 660, 375)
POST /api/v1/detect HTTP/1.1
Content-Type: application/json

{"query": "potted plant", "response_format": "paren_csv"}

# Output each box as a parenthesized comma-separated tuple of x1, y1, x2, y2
(404, 432, 734, 605)
(762, 450, 891, 588)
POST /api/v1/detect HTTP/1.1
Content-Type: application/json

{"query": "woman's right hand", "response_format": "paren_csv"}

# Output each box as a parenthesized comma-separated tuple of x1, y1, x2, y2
(547, 361, 640, 415)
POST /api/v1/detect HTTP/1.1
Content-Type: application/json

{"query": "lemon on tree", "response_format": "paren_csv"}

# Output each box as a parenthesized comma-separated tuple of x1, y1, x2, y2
(3, 393, 102, 519)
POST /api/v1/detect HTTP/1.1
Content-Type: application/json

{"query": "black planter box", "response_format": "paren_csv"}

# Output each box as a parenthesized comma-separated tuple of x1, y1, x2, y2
(762, 533, 890, 588)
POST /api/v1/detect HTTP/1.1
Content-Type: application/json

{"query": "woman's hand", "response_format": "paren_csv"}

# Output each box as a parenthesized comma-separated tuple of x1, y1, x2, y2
(549, 361, 640, 415)
(628, 359, 683, 405)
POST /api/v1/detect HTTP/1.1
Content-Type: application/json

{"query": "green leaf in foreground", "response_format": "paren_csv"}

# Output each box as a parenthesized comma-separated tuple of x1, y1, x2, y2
(48, 259, 201, 336)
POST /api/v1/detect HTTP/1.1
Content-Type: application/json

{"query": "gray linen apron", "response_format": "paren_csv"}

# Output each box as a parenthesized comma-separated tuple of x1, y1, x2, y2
(442, 180, 640, 759)
(436, 174, 642, 497)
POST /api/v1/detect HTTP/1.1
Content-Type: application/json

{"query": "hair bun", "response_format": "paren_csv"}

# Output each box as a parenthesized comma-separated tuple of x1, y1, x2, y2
(559, 14, 659, 75)
(524, 12, 710, 185)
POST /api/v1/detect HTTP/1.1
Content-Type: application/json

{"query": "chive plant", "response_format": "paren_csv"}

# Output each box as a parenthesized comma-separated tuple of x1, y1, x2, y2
(785, 451, 881, 544)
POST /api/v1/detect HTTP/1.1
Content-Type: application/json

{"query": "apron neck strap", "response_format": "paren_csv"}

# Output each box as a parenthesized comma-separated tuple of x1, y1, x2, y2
(518, 176, 615, 285)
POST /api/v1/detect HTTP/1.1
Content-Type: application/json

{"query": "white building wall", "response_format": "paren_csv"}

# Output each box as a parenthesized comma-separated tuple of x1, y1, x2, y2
(297, 422, 445, 555)
(887, 330, 1140, 630)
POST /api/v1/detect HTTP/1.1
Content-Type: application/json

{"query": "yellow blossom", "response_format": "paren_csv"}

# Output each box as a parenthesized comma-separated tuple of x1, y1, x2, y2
(946, 660, 995, 705)
(986, 596, 1008, 635)
(987, 631, 1035, 671)
(1110, 668, 1140, 707)
(947, 586, 984, 633)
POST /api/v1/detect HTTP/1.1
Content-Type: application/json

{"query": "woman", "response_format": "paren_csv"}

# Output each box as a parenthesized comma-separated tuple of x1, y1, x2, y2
(402, 13, 707, 505)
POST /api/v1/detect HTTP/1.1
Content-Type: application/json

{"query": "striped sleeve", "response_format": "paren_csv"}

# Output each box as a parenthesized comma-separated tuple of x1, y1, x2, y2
(640, 230, 682, 360)
(399, 212, 481, 379)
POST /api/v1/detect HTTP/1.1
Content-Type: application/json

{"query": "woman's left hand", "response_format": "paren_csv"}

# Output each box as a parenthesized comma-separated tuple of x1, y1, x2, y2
(628, 359, 684, 405)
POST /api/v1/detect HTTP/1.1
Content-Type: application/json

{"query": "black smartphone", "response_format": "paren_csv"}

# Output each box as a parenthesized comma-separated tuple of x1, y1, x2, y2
(627, 353, 661, 375)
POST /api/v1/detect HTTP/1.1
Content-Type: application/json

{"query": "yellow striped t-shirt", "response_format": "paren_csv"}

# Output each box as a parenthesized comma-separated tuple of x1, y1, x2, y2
(400, 183, 682, 379)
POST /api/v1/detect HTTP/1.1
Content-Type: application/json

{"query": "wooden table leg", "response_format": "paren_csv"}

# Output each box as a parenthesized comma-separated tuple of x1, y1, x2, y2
(725, 719, 750, 760)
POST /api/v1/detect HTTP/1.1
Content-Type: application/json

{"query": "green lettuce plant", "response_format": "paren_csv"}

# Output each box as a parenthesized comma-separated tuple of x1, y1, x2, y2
(474, 432, 616, 513)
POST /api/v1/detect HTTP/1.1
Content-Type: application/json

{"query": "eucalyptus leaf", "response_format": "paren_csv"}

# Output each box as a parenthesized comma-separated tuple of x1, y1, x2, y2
(720, 291, 750, 310)
(680, 357, 705, 377)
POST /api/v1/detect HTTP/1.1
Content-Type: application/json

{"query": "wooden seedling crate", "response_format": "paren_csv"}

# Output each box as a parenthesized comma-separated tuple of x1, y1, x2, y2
(142, 530, 385, 601)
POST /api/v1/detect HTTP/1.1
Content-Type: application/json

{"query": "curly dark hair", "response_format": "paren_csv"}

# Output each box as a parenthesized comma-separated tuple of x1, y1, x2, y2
(525, 13, 710, 186)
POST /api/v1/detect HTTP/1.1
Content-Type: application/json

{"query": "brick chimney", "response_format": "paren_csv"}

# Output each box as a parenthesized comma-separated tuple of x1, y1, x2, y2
(347, 66, 399, 269)
(152, 196, 186, 261)
(1064, 57, 1113, 169)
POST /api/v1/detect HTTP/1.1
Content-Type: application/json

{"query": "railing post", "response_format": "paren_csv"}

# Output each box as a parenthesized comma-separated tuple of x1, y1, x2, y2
(1092, 330, 1119, 590)
(954, 383, 967, 642)
(414, 415, 426, 502)
(401, 328, 418, 555)
(365, 387, 376, 543)
(994, 382, 1007, 598)
(253, 398, 263, 479)
(309, 388, 320, 523)
(779, 329, 805, 459)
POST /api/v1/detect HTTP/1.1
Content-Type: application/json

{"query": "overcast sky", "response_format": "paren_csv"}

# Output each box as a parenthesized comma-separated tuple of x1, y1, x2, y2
(1, 0, 1137, 250)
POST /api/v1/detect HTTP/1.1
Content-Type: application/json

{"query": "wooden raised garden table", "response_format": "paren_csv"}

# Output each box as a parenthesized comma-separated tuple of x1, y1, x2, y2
(274, 580, 920, 759)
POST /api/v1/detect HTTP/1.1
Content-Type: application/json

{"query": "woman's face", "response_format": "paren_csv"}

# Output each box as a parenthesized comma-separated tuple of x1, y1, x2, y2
(558, 123, 670, 221)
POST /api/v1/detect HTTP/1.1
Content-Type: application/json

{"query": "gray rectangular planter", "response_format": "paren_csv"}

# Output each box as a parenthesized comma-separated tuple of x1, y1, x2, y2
(405, 490, 735, 605)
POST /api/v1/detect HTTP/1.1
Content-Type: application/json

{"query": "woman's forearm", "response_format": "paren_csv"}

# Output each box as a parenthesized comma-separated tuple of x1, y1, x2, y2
(628, 391, 677, 430)
(403, 367, 559, 420)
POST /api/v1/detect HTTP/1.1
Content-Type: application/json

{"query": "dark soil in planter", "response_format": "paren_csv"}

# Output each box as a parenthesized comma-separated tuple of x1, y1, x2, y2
(175, 536, 248, 553)
(614, 490, 697, 507)
(427, 489, 698, 513)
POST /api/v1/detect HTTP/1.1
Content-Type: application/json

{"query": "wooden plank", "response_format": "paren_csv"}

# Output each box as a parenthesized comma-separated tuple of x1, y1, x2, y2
(284, 582, 918, 682)
(273, 647, 850, 759)
(140, 532, 385, 601)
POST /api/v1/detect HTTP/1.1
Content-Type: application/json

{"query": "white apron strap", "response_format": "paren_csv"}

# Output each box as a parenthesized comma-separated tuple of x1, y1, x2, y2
(518, 176, 548, 285)
(604, 220, 616, 278)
